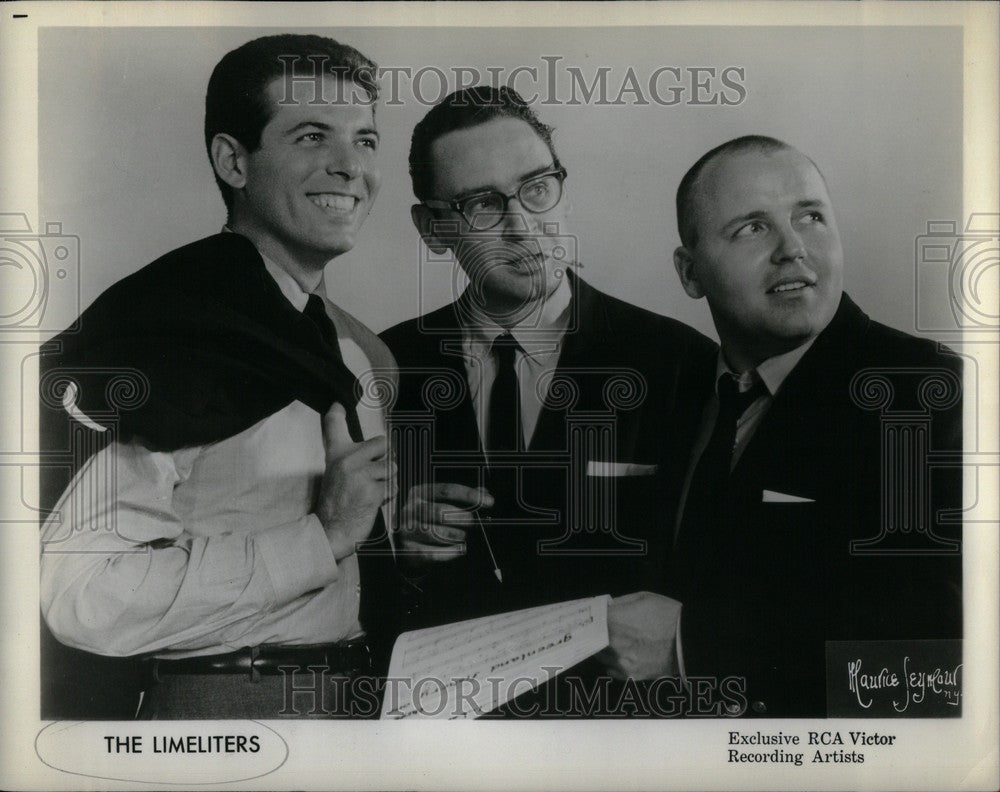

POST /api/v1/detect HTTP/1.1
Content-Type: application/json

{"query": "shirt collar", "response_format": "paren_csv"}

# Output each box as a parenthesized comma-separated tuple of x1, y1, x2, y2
(463, 274, 573, 361)
(223, 225, 318, 313)
(715, 336, 818, 397)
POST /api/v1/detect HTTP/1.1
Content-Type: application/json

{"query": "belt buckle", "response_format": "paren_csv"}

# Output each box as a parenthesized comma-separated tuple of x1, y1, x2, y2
(345, 638, 372, 677)
(248, 645, 261, 682)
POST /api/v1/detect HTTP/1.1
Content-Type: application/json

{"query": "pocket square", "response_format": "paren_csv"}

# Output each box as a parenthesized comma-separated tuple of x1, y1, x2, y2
(586, 461, 658, 477)
(762, 489, 815, 503)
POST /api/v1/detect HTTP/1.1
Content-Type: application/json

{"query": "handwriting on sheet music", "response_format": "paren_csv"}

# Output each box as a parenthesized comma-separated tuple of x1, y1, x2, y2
(399, 601, 598, 678)
(382, 596, 610, 719)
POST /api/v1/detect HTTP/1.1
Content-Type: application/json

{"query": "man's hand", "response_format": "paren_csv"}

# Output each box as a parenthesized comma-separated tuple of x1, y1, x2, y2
(397, 483, 494, 566)
(594, 591, 682, 680)
(315, 402, 396, 560)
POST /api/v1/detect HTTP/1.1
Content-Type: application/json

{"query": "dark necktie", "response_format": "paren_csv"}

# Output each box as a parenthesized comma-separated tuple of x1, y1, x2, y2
(303, 293, 393, 648)
(690, 374, 764, 494)
(481, 332, 522, 570)
(672, 374, 765, 594)
(303, 294, 364, 440)
(487, 332, 523, 460)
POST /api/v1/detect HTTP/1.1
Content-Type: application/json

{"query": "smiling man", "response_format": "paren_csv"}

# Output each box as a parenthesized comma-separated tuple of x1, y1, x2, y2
(604, 135, 963, 717)
(380, 87, 714, 716)
(39, 35, 397, 719)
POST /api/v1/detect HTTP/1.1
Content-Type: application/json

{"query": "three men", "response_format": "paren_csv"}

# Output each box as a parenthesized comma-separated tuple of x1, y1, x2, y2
(40, 35, 396, 718)
(39, 44, 962, 720)
(380, 87, 714, 711)
(653, 136, 961, 716)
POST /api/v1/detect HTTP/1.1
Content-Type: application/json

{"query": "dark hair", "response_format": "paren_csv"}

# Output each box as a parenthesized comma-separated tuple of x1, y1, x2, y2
(675, 135, 797, 249)
(205, 34, 378, 214)
(408, 85, 559, 201)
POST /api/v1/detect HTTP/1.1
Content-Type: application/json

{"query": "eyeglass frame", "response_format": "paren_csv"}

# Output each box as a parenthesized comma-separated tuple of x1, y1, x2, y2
(421, 166, 568, 230)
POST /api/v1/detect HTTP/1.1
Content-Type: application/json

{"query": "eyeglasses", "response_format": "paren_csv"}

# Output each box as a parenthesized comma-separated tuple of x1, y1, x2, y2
(423, 166, 568, 231)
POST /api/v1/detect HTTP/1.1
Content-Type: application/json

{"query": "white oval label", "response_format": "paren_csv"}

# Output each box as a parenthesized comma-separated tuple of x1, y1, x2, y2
(35, 721, 288, 784)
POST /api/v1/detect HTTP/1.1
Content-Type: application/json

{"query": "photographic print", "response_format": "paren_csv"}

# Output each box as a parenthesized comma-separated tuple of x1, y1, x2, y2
(1, 2, 997, 790)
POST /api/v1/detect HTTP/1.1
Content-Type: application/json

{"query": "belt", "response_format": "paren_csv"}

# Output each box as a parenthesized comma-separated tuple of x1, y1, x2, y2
(147, 638, 374, 681)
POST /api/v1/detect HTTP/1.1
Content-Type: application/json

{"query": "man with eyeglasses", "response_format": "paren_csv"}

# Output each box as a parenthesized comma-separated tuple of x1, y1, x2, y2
(380, 86, 714, 715)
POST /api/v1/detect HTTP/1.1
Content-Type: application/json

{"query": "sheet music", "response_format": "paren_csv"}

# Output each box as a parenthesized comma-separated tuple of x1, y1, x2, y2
(381, 595, 610, 720)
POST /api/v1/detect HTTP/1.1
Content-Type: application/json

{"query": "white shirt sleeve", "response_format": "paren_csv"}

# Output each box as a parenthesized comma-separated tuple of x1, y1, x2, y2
(40, 438, 340, 656)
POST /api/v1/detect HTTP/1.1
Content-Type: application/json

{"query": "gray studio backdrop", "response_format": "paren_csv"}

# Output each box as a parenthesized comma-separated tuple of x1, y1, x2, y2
(39, 25, 962, 342)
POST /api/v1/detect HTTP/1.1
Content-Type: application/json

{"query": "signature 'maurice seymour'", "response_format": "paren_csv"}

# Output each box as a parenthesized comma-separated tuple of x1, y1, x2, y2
(847, 657, 962, 712)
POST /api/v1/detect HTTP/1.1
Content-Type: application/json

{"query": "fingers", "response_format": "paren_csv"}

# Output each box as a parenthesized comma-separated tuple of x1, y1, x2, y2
(323, 403, 390, 463)
(332, 436, 391, 473)
(357, 434, 389, 461)
(407, 498, 477, 526)
(397, 486, 491, 564)
(399, 539, 466, 564)
(322, 402, 352, 460)
(399, 508, 468, 545)
(401, 492, 476, 542)
(373, 474, 398, 506)
(362, 456, 396, 481)
(411, 482, 493, 508)
(593, 646, 627, 680)
(408, 524, 467, 546)
(398, 486, 476, 560)
(340, 435, 388, 467)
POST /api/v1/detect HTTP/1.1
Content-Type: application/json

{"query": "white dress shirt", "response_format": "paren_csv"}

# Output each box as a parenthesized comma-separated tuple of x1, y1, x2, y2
(40, 253, 385, 659)
(460, 275, 573, 449)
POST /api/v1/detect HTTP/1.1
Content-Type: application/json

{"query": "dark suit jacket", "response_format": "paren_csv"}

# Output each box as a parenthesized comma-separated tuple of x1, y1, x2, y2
(39, 233, 399, 717)
(380, 272, 715, 628)
(670, 293, 963, 717)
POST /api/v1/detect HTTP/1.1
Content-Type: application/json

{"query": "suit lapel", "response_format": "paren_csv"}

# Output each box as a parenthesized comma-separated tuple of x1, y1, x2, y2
(421, 302, 483, 454)
(529, 272, 613, 451)
(730, 295, 869, 485)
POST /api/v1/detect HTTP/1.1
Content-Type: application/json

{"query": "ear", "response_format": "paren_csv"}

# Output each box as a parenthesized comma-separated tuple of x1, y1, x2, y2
(210, 133, 249, 192)
(411, 204, 452, 255)
(673, 246, 705, 299)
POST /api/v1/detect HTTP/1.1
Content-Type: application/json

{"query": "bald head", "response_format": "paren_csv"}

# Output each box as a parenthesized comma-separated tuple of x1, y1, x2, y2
(677, 136, 825, 250)
(671, 139, 844, 371)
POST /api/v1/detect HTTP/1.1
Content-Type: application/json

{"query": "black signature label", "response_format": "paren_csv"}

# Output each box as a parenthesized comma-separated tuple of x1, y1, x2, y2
(826, 640, 962, 717)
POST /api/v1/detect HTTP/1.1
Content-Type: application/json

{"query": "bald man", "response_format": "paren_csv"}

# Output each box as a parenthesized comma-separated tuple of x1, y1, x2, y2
(596, 136, 963, 718)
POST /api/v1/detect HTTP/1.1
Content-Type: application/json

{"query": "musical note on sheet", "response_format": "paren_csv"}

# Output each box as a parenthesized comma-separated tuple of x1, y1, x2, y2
(381, 595, 610, 720)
